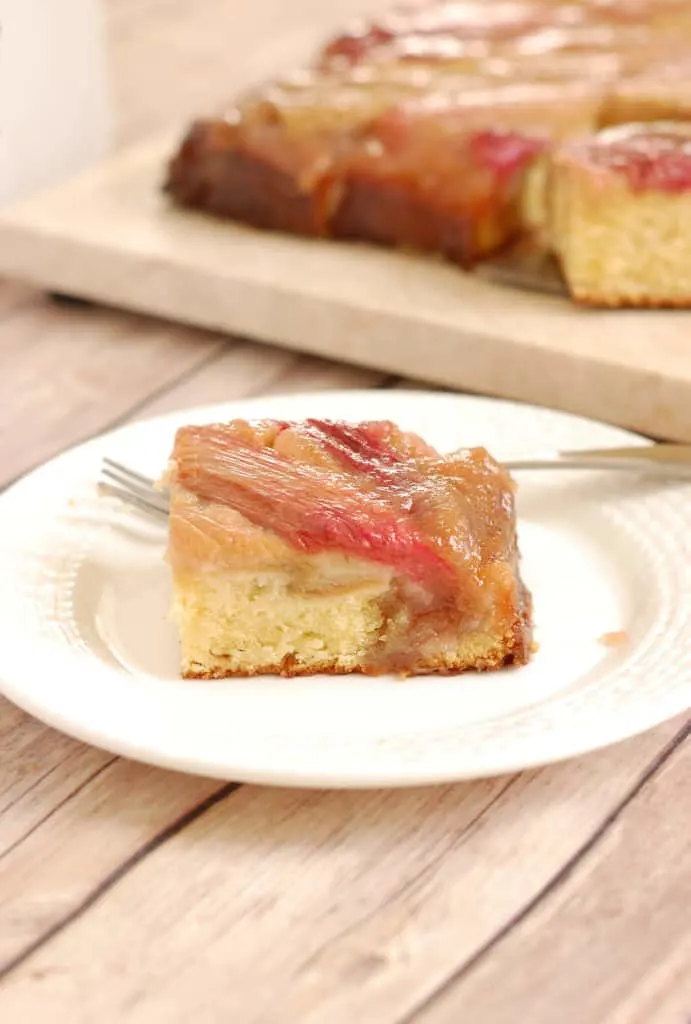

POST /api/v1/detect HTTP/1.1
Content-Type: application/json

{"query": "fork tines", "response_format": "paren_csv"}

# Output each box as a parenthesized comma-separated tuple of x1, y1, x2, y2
(99, 458, 169, 519)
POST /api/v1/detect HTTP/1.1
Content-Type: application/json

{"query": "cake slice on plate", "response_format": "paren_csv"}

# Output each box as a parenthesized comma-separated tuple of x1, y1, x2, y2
(164, 418, 532, 678)
(550, 122, 691, 307)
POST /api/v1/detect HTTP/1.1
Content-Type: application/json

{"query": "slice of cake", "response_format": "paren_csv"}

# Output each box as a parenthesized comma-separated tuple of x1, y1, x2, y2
(165, 418, 532, 678)
(550, 122, 691, 306)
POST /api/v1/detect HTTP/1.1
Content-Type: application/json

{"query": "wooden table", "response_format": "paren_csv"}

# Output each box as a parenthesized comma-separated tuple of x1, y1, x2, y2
(0, 4, 689, 1021)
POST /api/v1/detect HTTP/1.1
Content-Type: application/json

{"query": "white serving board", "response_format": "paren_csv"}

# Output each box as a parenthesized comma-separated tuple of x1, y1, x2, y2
(0, 0, 690, 441)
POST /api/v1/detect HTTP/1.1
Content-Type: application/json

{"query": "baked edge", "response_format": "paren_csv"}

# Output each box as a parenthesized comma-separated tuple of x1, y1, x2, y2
(181, 588, 533, 679)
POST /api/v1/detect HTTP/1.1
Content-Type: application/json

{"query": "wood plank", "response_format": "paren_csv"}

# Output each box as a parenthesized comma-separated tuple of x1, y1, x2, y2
(607, 936, 691, 1024)
(261, 351, 388, 396)
(411, 728, 691, 1024)
(0, 711, 110, 857)
(0, 759, 224, 974)
(0, 718, 684, 1021)
(0, 299, 224, 486)
(132, 339, 387, 420)
(0, 282, 37, 320)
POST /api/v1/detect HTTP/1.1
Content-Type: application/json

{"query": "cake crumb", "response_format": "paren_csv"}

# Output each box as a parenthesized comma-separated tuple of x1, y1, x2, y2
(599, 630, 628, 648)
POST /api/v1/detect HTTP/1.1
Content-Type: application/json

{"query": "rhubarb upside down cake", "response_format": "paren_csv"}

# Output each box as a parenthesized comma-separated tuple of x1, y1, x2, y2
(165, 0, 691, 307)
(550, 122, 691, 306)
(165, 419, 532, 678)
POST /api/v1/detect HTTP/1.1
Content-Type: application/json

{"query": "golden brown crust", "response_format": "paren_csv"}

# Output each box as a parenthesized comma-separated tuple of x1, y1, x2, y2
(182, 644, 525, 679)
(165, 119, 336, 236)
(181, 585, 532, 679)
(569, 292, 691, 308)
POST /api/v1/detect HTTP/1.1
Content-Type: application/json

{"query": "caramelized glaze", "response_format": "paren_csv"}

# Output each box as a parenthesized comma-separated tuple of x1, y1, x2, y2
(575, 122, 691, 191)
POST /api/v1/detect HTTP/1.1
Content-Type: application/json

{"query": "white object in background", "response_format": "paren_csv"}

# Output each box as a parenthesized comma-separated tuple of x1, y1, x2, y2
(0, 0, 110, 207)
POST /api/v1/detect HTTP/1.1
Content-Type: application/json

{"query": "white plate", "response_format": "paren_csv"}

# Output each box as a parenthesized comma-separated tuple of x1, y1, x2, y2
(0, 389, 690, 788)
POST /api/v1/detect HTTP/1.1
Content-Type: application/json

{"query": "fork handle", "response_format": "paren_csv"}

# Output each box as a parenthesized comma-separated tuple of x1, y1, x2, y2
(506, 444, 691, 477)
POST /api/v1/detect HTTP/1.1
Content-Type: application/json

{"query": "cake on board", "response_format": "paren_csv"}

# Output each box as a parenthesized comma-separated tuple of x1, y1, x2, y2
(165, 0, 691, 308)
(551, 122, 691, 306)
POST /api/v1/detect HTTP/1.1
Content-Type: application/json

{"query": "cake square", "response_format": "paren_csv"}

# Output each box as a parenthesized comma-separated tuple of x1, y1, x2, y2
(165, 418, 532, 678)
(550, 122, 691, 307)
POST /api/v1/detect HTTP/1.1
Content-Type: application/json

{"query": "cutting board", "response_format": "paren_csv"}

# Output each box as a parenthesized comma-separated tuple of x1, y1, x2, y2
(0, 133, 690, 441)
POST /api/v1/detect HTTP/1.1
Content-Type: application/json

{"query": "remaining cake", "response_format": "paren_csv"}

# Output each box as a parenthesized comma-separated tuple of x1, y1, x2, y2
(550, 121, 691, 306)
(165, 418, 532, 678)
(164, 0, 691, 297)
(165, 87, 550, 266)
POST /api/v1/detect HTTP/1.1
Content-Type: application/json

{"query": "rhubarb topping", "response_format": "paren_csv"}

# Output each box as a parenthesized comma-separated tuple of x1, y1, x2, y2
(172, 421, 457, 593)
(575, 123, 691, 193)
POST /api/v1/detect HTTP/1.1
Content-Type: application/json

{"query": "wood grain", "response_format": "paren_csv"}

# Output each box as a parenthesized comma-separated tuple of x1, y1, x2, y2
(413, 724, 691, 1024)
(0, 298, 225, 486)
(0, 282, 36, 320)
(0, 719, 686, 1021)
(0, 759, 224, 975)
(132, 339, 386, 421)
(0, 712, 109, 858)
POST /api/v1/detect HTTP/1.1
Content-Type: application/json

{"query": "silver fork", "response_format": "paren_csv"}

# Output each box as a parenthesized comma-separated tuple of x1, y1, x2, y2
(99, 458, 169, 519)
(98, 444, 691, 520)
